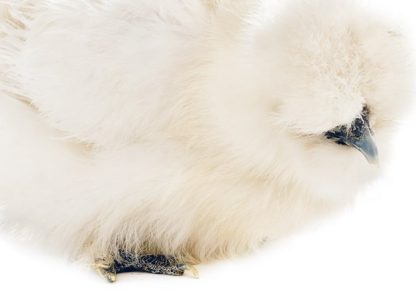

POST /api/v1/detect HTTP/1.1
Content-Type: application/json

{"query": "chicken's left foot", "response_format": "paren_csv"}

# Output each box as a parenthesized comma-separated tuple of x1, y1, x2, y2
(94, 253, 199, 282)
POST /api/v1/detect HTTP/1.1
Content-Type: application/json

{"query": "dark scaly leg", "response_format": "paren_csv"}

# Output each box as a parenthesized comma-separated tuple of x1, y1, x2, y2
(94, 252, 199, 282)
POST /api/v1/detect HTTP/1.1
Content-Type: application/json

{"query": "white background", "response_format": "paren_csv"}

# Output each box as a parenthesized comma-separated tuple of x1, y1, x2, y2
(1, 1, 415, 292)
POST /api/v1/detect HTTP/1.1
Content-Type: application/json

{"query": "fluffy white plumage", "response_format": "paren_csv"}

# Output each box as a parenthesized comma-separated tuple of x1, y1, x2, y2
(0, 0, 413, 270)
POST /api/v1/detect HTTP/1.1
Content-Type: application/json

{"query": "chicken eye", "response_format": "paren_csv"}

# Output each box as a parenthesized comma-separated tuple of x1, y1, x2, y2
(324, 125, 349, 145)
(324, 105, 372, 143)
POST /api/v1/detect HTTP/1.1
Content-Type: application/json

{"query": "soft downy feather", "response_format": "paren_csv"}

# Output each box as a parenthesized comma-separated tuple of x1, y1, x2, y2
(0, 0, 412, 266)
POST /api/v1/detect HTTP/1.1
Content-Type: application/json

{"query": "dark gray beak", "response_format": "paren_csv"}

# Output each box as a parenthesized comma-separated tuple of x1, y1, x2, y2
(325, 107, 379, 164)
(345, 126, 379, 164)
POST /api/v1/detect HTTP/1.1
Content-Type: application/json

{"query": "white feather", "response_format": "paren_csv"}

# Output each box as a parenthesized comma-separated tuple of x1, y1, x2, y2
(0, 0, 413, 264)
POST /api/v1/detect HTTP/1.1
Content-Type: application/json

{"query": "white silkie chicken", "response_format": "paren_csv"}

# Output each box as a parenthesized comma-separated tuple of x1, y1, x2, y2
(0, 0, 413, 281)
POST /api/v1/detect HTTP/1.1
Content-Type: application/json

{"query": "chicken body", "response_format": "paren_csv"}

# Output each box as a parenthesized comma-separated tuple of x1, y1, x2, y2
(0, 0, 412, 274)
